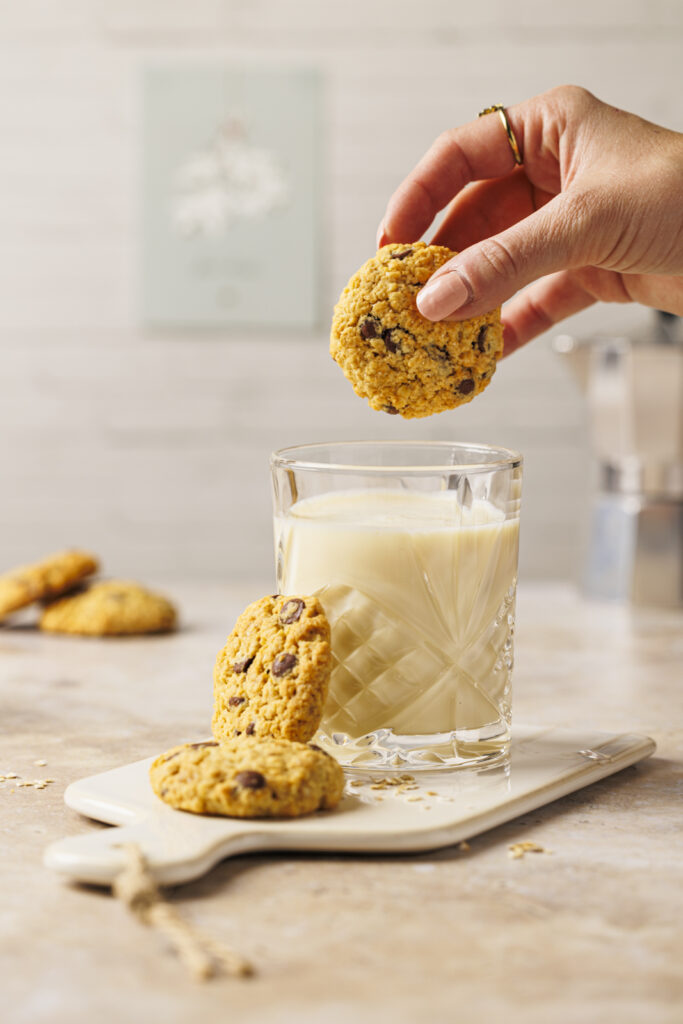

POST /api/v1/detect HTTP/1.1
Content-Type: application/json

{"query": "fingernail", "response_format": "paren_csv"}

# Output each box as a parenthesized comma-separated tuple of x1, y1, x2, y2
(417, 271, 469, 320)
(376, 221, 387, 249)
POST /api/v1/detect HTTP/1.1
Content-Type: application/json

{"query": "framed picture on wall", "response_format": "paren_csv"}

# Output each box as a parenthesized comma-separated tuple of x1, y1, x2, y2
(141, 65, 321, 329)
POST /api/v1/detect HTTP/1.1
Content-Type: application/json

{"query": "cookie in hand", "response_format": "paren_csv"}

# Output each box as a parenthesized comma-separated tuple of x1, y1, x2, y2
(330, 242, 503, 418)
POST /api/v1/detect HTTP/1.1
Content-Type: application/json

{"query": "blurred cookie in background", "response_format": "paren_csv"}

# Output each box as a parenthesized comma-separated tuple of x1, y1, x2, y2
(0, 549, 99, 621)
(40, 579, 177, 637)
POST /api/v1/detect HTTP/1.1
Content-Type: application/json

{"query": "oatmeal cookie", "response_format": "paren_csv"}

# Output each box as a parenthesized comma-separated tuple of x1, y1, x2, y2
(330, 242, 503, 418)
(39, 579, 177, 636)
(213, 594, 331, 744)
(0, 549, 98, 621)
(149, 736, 344, 818)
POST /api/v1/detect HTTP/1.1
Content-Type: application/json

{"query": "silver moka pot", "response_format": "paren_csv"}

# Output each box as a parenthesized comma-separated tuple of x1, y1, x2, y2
(555, 312, 683, 608)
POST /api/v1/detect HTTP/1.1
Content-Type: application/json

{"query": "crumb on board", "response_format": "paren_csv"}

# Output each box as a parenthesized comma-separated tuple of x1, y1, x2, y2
(346, 773, 440, 805)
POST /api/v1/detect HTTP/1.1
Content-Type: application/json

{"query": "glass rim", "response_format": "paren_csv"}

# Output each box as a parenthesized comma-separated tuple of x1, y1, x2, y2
(271, 440, 523, 475)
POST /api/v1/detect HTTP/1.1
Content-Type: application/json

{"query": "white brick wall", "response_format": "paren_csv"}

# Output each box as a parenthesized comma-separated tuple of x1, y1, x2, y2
(0, 1, 680, 584)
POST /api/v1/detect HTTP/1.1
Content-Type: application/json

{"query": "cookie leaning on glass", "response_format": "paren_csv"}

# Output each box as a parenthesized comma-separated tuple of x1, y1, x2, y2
(330, 242, 503, 418)
(212, 594, 332, 744)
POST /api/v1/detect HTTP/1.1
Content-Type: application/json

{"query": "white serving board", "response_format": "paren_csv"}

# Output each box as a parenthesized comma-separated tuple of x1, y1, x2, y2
(44, 725, 655, 887)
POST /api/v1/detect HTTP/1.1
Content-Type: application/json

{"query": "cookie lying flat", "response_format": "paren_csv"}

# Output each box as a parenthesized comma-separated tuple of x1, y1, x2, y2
(0, 549, 98, 621)
(213, 594, 331, 744)
(150, 737, 344, 818)
(330, 242, 503, 418)
(39, 580, 177, 636)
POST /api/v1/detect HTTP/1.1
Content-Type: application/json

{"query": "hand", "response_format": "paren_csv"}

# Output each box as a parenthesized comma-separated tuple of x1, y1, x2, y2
(377, 85, 683, 354)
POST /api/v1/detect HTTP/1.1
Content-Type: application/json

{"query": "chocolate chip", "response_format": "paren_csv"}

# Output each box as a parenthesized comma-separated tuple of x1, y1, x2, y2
(279, 598, 304, 625)
(272, 652, 297, 677)
(232, 655, 255, 673)
(228, 695, 245, 707)
(474, 325, 488, 354)
(458, 378, 475, 395)
(246, 721, 256, 736)
(390, 248, 413, 260)
(235, 770, 266, 790)
(383, 333, 399, 354)
(188, 741, 218, 749)
(382, 326, 414, 354)
(383, 404, 399, 415)
(164, 751, 181, 762)
(359, 315, 382, 340)
(427, 344, 451, 363)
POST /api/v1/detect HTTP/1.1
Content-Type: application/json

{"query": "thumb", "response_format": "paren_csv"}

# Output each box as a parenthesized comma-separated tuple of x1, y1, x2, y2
(417, 191, 606, 321)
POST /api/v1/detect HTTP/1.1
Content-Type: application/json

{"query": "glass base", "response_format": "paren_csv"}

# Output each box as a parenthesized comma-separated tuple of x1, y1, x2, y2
(316, 723, 510, 773)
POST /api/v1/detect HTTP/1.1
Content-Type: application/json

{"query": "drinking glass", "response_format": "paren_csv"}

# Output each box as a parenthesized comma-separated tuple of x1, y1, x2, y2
(271, 441, 522, 771)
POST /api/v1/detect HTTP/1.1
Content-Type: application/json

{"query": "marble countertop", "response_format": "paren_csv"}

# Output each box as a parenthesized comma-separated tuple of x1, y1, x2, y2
(3, 583, 682, 1024)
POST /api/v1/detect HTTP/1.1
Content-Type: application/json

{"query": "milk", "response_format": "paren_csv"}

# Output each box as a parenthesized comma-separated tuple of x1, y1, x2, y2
(275, 489, 519, 745)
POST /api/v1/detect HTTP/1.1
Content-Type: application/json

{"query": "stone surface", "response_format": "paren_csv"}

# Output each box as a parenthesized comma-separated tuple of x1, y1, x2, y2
(1, 582, 682, 1024)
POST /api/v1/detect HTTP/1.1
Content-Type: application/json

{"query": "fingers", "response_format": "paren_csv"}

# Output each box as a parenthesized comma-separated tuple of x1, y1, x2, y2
(498, 264, 678, 354)
(378, 106, 527, 245)
(416, 190, 611, 322)
(500, 271, 599, 355)
(430, 169, 554, 253)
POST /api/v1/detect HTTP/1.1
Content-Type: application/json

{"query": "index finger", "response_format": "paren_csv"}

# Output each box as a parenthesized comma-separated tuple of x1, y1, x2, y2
(379, 104, 527, 245)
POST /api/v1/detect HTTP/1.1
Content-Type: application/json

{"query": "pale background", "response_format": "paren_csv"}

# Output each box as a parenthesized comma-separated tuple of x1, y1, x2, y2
(0, 0, 680, 586)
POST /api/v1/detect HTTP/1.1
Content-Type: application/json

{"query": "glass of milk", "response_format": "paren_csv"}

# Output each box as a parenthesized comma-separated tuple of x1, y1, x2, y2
(271, 442, 522, 772)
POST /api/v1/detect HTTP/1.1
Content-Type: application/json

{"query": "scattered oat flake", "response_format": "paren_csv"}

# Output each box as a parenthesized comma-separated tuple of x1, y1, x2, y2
(4, 772, 18, 779)
(508, 841, 550, 860)
(10, 776, 54, 791)
(426, 790, 438, 796)
(34, 760, 47, 767)
(348, 780, 363, 788)
(406, 795, 422, 802)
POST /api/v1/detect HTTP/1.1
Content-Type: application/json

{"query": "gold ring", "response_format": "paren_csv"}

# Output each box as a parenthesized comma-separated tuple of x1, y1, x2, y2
(478, 104, 523, 165)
